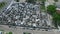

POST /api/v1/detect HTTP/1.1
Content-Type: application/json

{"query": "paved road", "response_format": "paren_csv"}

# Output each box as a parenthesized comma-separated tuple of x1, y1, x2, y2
(0, 25, 60, 34)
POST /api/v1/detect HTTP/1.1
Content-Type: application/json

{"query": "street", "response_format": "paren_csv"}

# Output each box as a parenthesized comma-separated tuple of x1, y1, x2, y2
(0, 25, 60, 34)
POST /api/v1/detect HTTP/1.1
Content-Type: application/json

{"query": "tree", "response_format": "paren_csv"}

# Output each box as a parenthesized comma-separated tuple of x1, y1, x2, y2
(53, 13, 58, 28)
(26, 0, 36, 3)
(53, 13, 60, 28)
(47, 5, 56, 15)
(54, 0, 58, 2)
(15, 0, 19, 2)
(9, 32, 12, 34)
(47, 5, 60, 28)
(40, 0, 46, 1)
(0, 2, 6, 9)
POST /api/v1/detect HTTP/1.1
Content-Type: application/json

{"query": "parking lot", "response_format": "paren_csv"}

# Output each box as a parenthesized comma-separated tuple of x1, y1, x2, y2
(0, 2, 53, 29)
(0, 0, 56, 34)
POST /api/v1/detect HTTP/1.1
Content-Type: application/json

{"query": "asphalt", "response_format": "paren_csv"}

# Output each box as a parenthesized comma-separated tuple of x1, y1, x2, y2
(0, 25, 60, 34)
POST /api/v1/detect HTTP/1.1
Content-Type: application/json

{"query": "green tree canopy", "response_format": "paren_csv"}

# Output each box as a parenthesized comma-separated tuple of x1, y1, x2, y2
(47, 5, 56, 15)
(0, 2, 6, 9)
(53, 13, 60, 20)
(39, 0, 46, 2)
(9, 32, 12, 34)
(54, 0, 58, 2)
(15, 0, 19, 2)
(53, 13, 60, 28)
(26, 0, 37, 3)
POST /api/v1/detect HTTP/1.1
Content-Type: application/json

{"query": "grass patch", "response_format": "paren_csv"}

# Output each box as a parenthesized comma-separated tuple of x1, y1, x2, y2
(0, 2, 6, 9)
